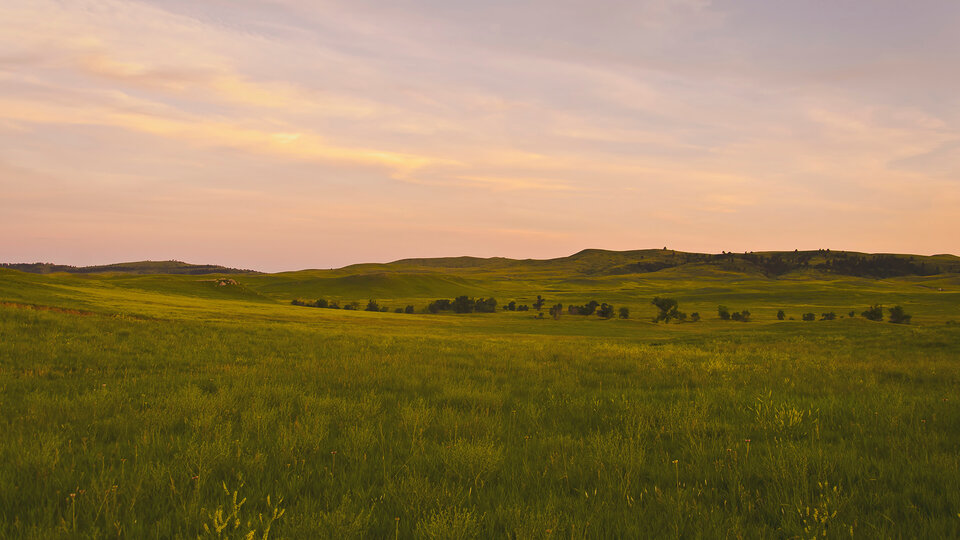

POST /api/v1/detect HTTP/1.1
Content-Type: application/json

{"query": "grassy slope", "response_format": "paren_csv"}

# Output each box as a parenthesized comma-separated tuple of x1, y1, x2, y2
(1, 253, 960, 538)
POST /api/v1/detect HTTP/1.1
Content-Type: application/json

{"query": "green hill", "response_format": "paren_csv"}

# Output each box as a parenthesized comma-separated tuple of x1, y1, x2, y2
(0, 260, 256, 275)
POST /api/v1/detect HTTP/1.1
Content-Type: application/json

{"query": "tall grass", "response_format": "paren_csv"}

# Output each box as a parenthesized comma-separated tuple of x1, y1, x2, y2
(2, 296, 959, 537)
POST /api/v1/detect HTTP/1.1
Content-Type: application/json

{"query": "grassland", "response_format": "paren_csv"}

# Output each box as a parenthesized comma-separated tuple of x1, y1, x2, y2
(1, 250, 959, 538)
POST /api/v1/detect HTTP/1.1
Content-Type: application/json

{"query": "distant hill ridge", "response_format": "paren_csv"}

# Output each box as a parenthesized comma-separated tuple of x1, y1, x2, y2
(3, 249, 958, 278)
(359, 248, 960, 279)
(1, 260, 257, 275)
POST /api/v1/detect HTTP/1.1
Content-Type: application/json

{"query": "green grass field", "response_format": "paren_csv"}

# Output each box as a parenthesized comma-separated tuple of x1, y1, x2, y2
(2, 250, 959, 538)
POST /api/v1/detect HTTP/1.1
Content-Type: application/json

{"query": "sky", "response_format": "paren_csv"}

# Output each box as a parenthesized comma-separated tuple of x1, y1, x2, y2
(1, 0, 958, 272)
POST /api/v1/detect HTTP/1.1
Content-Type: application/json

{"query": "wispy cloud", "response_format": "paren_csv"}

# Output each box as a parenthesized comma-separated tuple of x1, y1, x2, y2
(1, 0, 958, 270)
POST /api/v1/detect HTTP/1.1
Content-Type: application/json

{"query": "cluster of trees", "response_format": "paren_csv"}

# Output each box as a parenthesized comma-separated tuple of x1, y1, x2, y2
(541, 300, 618, 319)
(427, 296, 498, 314)
(718, 305, 750, 322)
(503, 301, 530, 311)
(816, 254, 940, 278)
(648, 298, 700, 323)
(291, 298, 415, 313)
(783, 304, 911, 324)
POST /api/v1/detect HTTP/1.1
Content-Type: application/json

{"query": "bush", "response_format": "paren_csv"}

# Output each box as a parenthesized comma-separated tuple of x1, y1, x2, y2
(517, 305, 529, 311)
(821, 312, 836, 321)
(862, 304, 884, 321)
(548, 303, 563, 320)
(718, 305, 731, 320)
(888, 305, 911, 324)
(618, 307, 629, 319)
(848, 310, 856, 318)
(404, 305, 415, 314)
(597, 303, 615, 319)
(730, 310, 750, 322)
(777, 309, 785, 320)
(505, 301, 516, 311)
(690, 312, 700, 322)
(394, 307, 404, 313)
(802, 313, 816, 321)
(365, 300, 380, 312)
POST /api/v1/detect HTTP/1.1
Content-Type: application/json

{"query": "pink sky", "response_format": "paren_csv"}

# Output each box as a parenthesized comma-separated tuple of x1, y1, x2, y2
(1, 0, 958, 271)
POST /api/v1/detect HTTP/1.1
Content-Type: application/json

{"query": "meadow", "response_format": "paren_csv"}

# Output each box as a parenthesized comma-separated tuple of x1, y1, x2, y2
(1, 249, 959, 538)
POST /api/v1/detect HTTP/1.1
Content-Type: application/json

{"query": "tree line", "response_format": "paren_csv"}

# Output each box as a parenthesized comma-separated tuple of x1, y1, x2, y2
(293, 295, 913, 324)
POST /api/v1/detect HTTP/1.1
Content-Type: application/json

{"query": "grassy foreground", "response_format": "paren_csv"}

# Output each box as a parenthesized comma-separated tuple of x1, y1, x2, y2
(1, 258, 959, 538)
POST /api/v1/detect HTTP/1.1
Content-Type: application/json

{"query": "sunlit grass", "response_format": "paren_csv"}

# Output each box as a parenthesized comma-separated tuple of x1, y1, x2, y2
(1, 267, 959, 537)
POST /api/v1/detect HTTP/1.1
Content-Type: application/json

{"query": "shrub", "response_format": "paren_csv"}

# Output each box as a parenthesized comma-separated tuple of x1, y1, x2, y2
(505, 301, 516, 311)
(394, 307, 404, 313)
(404, 305, 415, 314)
(718, 305, 731, 320)
(517, 305, 530, 311)
(315, 298, 329, 308)
(548, 303, 563, 320)
(777, 309, 785, 320)
(690, 312, 700, 322)
(802, 313, 816, 321)
(862, 304, 884, 321)
(597, 303, 615, 319)
(821, 312, 836, 321)
(848, 310, 856, 318)
(618, 307, 629, 319)
(365, 300, 380, 312)
(888, 305, 911, 324)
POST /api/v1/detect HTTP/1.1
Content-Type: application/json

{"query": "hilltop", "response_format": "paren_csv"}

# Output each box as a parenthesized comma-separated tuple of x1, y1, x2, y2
(0, 260, 257, 275)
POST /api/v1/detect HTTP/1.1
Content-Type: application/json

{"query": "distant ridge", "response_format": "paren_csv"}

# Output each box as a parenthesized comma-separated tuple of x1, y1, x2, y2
(368, 248, 960, 279)
(4, 249, 958, 278)
(1, 260, 257, 275)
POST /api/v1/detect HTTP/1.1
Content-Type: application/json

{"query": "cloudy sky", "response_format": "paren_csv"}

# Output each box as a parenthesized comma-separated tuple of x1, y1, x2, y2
(1, 0, 957, 271)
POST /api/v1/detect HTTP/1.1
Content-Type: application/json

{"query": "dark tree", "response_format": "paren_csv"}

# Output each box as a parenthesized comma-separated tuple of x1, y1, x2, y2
(821, 312, 836, 321)
(427, 299, 452, 313)
(394, 307, 404, 313)
(344, 301, 360, 310)
(717, 305, 731, 320)
(505, 301, 517, 311)
(652, 297, 684, 322)
(690, 312, 700, 322)
(888, 305, 911, 324)
(802, 312, 816, 321)
(533, 295, 546, 311)
(777, 309, 785, 320)
(404, 305, 415, 314)
(862, 304, 884, 321)
(328, 301, 340, 309)
(365, 300, 380, 312)
(452, 295, 475, 314)
(316, 298, 329, 308)
(548, 303, 563, 320)
(618, 307, 630, 319)
(475, 297, 498, 313)
(597, 303, 615, 319)
(517, 305, 529, 311)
